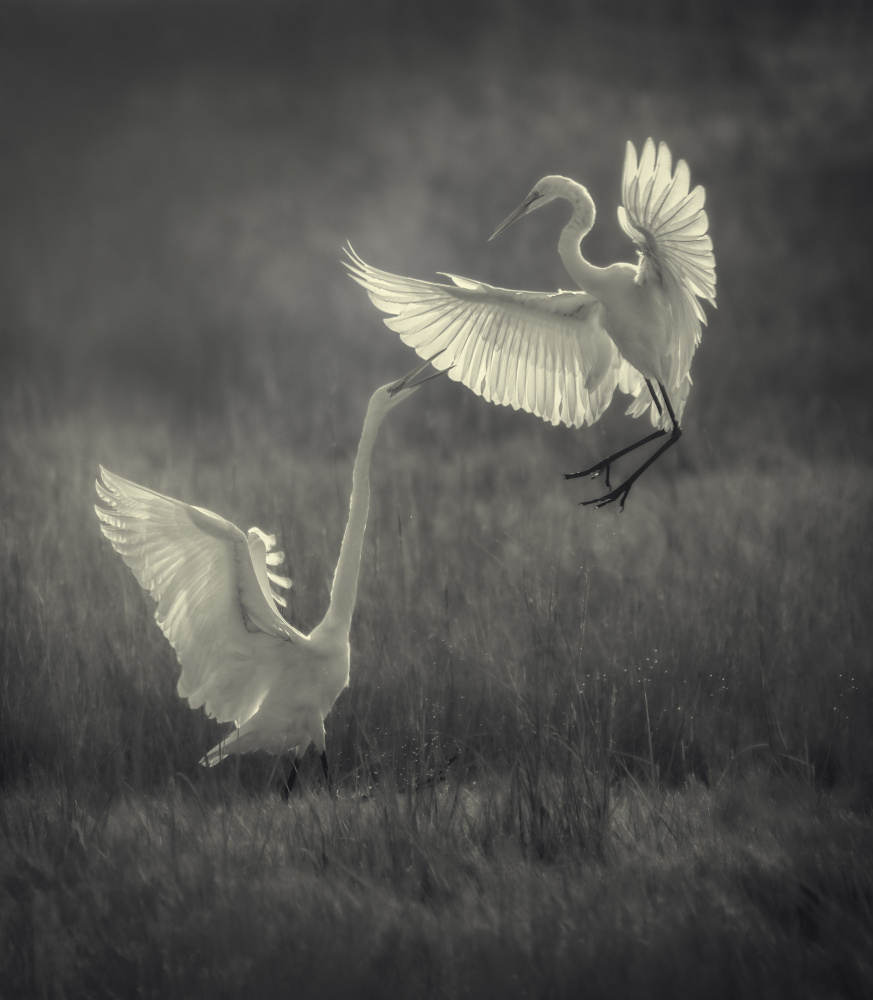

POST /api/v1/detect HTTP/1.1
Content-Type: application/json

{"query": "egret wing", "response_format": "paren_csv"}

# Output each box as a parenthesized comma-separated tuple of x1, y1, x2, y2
(95, 467, 304, 726)
(346, 246, 622, 429)
(617, 138, 717, 392)
(246, 527, 293, 610)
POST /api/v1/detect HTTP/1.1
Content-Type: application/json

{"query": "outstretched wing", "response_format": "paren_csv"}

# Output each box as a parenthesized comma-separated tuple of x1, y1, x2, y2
(617, 138, 717, 392)
(95, 467, 304, 726)
(346, 246, 623, 429)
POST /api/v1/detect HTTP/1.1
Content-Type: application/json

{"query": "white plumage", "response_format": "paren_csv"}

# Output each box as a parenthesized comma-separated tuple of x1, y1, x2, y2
(347, 139, 716, 508)
(95, 358, 444, 785)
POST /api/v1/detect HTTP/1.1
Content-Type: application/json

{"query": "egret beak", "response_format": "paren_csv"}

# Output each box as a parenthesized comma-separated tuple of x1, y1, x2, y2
(387, 349, 452, 396)
(489, 192, 539, 241)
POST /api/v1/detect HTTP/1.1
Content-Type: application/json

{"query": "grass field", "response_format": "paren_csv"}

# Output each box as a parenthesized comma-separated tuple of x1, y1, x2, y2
(2, 1, 873, 997)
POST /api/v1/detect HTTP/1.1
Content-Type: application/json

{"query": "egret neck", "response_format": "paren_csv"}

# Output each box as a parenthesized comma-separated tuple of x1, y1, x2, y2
(556, 181, 613, 302)
(319, 399, 382, 636)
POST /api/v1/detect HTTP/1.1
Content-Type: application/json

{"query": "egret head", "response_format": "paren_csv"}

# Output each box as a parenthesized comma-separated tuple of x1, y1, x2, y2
(489, 175, 595, 241)
(371, 351, 449, 414)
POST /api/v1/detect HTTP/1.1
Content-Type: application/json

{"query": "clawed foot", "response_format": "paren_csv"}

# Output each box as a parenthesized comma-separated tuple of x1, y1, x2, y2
(563, 460, 612, 489)
(579, 480, 633, 510)
(565, 395, 680, 512)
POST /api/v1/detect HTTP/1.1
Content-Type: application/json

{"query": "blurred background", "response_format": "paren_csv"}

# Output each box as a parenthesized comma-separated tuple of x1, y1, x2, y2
(2, 0, 871, 460)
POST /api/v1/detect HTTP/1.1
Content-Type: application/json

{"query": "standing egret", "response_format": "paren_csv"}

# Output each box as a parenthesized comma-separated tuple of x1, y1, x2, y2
(95, 356, 444, 794)
(346, 138, 716, 508)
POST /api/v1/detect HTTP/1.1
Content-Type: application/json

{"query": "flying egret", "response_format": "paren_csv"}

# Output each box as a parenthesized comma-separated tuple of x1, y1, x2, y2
(345, 138, 716, 508)
(95, 356, 445, 794)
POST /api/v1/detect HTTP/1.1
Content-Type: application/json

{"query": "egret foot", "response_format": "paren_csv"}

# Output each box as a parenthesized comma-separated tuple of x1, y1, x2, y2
(579, 480, 634, 510)
(568, 380, 680, 511)
(580, 421, 682, 511)
(563, 460, 613, 489)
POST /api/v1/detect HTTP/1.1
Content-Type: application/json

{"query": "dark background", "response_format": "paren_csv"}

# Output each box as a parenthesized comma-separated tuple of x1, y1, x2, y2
(2, 0, 872, 466)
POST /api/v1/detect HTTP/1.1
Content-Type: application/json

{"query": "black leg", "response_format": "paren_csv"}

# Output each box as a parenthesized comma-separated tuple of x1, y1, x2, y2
(645, 379, 664, 417)
(579, 381, 681, 510)
(282, 755, 300, 799)
(320, 750, 333, 792)
(564, 381, 667, 490)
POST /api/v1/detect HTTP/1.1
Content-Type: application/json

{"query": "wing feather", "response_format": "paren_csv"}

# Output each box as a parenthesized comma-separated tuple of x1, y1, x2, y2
(95, 467, 304, 726)
(247, 528, 293, 609)
(458, 308, 489, 388)
(464, 308, 496, 394)
(618, 138, 717, 396)
(346, 246, 623, 429)
(523, 321, 542, 413)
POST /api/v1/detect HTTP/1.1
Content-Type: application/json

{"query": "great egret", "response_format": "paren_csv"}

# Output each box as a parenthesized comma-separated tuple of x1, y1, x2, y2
(346, 138, 716, 508)
(95, 356, 444, 794)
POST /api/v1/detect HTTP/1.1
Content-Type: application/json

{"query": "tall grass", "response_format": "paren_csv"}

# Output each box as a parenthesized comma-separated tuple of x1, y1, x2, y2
(2, 389, 871, 802)
(2, 770, 872, 999)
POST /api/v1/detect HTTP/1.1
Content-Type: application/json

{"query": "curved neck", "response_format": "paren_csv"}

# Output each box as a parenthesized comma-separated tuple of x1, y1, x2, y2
(319, 401, 385, 636)
(556, 186, 611, 300)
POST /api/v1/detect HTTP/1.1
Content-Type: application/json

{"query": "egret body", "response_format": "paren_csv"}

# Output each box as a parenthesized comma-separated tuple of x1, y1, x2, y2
(95, 358, 443, 791)
(346, 139, 716, 508)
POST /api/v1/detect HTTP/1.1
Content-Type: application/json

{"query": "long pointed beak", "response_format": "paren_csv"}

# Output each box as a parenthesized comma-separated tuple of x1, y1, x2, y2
(387, 349, 453, 396)
(489, 195, 538, 241)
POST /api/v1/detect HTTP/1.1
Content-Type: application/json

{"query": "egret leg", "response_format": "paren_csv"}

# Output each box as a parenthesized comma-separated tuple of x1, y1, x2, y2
(564, 428, 667, 489)
(564, 380, 666, 489)
(646, 379, 664, 417)
(320, 750, 334, 793)
(578, 382, 681, 510)
(282, 755, 301, 799)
